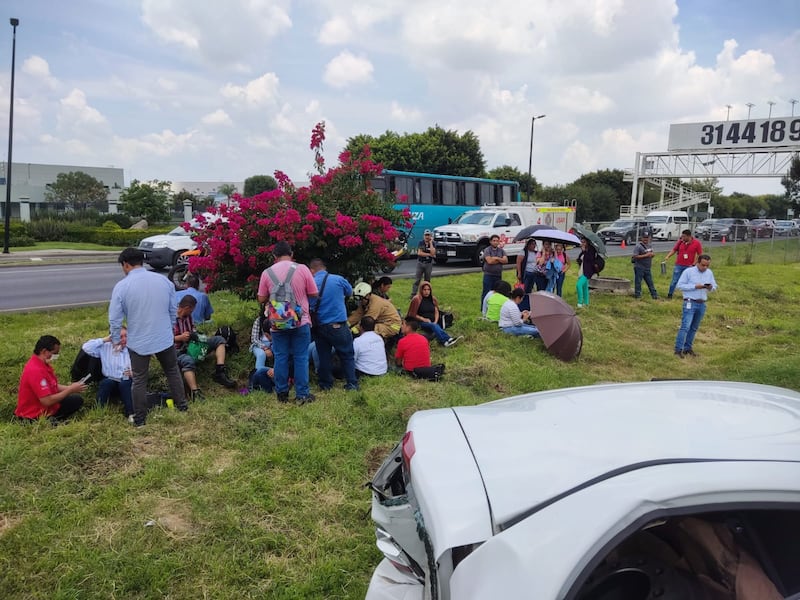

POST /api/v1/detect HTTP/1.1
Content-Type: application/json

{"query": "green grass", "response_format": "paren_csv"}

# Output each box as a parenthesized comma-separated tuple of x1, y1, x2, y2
(10, 241, 124, 252)
(1, 241, 799, 599)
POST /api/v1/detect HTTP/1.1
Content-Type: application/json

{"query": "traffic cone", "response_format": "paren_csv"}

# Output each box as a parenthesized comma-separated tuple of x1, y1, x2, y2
(620, 239, 626, 249)
(721, 235, 726, 244)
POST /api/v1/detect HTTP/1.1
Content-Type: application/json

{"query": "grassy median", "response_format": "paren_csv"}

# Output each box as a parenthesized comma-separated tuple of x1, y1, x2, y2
(0, 239, 799, 599)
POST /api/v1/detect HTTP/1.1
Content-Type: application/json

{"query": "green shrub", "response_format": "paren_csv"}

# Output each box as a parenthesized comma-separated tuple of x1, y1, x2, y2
(8, 234, 36, 247)
(102, 213, 132, 229)
(27, 219, 68, 241)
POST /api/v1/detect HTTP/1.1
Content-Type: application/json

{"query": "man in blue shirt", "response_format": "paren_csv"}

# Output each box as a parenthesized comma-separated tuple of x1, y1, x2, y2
(109, 248, 189, 426)
(309, 258, 358, 391)
(674, 254, 717, 358)
(175, 274, 214, 323)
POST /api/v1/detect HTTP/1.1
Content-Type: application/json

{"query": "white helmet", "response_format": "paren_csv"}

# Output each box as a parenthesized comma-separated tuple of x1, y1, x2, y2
(353, 282, 372, 298)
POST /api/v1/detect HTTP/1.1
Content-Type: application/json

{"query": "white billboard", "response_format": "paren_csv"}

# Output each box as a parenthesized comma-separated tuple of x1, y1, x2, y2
(668, 117, 800, 151)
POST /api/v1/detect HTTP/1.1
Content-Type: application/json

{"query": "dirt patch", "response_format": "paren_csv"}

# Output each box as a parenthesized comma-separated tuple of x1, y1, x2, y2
(365, 443, 395, 474)
(209, 450, 237, 475)
(0, 513, 22, 536)
(150, 497, 194, 538)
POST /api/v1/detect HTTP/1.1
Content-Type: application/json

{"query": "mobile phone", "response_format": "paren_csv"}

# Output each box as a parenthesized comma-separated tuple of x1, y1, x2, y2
(79, 373, 92, 384)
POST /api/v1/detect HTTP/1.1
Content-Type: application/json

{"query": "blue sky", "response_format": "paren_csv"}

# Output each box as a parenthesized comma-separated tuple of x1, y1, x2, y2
(1, 0, 797, 195)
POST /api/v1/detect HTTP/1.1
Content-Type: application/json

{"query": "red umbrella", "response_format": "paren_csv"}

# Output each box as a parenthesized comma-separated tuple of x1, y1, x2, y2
(530, 291, 583, 361)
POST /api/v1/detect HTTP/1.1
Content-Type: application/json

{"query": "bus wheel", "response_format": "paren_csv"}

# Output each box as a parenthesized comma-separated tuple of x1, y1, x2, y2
(434, 257, 448, 265)
(473, 242, 489, 267)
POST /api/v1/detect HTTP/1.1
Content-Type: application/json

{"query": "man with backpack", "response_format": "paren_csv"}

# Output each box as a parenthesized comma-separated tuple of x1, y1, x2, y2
(256, 242, 318, 405)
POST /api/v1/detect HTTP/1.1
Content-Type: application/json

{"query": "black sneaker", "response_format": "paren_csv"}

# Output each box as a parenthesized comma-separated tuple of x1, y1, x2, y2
(295, 393, 317, 406)
(674, 350, 684, 358)
(277, 391, 290, 403)
(191, 389, 205, 402)
(213, 367, 237, 388)
(684, 349, 698, 357)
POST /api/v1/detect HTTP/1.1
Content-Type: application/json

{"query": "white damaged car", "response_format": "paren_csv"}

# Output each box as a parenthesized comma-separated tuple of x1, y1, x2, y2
(366, 381, 800, 600)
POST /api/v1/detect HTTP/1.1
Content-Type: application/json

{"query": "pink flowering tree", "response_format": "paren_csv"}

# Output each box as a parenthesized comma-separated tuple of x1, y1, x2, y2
(186, 122, 410, 300)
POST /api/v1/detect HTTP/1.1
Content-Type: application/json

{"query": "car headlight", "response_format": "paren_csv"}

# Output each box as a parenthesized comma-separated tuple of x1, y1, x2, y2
(152, 240, 170, 248)
(461, 233, 479, 243)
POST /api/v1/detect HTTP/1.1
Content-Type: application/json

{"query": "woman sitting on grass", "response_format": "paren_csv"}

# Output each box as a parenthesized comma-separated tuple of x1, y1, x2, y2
(499, 288, 541, 338)
(407, 282, 462, 347)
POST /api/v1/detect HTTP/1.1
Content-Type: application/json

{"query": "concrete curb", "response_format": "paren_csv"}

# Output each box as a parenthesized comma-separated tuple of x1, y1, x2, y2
(0, 250, 120, 268)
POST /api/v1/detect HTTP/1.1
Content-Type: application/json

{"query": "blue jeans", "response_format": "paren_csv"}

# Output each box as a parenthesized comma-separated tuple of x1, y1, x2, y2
(251, 345, 271, 369)
(314, 322, 358, 390)
(668, 265, 689, 297)
(674, 299, 707, 352)
(271, 325, 312, 397)
(420, 321, 450, 344)
(250, 367, 274, 393)
(482, 273, 502, 311)
(634, 267, 658, 299)
(555, 272, 565, 297)
(502, 324, 540, 337)
(97, 377, 133, 417)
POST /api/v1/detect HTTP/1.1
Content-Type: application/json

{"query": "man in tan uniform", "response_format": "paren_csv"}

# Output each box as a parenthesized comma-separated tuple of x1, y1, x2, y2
(348, 282, 402, 341)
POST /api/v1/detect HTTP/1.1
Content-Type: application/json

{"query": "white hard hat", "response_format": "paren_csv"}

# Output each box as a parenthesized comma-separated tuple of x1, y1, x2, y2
(353, 282, 372, 298)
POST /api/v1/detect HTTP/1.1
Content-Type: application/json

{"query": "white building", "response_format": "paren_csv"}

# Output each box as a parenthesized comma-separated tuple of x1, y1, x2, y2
(171, 181, 244, 199)
(0, 161, 125, 220)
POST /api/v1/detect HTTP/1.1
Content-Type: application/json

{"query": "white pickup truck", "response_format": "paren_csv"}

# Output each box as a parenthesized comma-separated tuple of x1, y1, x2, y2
(433, 203, 577, 266)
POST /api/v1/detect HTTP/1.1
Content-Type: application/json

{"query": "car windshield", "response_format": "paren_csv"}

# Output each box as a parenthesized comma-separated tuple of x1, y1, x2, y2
(751, 220, 770, 226)
(455, 212, 496, 226)
(646, 216, 667, 223)
(776, 220, 793, 226)
(167, 226, 191, 236)
(699, 219, 716, 226)
(716, 219, 735, 225)
(609, 220, 636, 228)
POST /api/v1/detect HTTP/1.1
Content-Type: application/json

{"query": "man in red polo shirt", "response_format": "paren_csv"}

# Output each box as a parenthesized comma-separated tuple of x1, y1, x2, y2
(16, 335, 87, 423)
(395, 318, 431, 373)
(664, 229, 703, 299)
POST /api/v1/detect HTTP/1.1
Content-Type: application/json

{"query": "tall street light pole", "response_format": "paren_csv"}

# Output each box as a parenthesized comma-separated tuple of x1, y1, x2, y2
(745, 102, 755, 119)
(527, 114, 546, 202)
(725, 104, 732, 121)
(791, 99, 798, 117)
(3, 18, 19, 254)
(767, 101, 776, 118)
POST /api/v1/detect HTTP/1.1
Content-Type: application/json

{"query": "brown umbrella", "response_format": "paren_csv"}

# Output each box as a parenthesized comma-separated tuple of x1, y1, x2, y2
(529, 291, 583, 361)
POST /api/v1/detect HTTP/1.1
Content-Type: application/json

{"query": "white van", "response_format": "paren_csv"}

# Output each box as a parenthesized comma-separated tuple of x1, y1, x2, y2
(646, 210, 690, 241)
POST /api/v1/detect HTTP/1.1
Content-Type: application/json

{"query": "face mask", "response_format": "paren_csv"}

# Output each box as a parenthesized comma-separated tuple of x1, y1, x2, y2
(48, 353, 60, 362)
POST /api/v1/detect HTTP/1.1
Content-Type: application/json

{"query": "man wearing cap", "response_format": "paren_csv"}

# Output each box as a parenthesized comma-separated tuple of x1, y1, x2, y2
(348, 282, 402, 341)
(257, 241, 318, 405)
(411, 230, 436, 297)
(631, 230, 659, 300)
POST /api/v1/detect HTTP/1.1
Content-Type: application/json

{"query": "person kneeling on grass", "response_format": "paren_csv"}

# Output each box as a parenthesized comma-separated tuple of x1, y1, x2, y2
(173, 295, 237, 402)
(15, 335, 87, 424)
(499, 288, 541, 337)
(394, 319, 431, 374)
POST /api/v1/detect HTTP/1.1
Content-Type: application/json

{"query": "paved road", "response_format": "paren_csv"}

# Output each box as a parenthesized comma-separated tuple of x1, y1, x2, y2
(0, 239, 747, 313)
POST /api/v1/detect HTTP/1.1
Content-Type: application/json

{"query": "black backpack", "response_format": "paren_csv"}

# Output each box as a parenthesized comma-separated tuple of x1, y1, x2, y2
(70, 349, 103, 383)
(594, 255, 606, 274)
(215, 326, 240, 354)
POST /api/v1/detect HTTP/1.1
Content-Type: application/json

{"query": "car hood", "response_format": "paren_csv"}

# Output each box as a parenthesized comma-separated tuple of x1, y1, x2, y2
(451, 381, 800, 530)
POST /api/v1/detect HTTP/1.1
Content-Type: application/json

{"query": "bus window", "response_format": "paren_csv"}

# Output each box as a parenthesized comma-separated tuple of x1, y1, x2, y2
(464, 183, 477, 206)
(420, 178, 433, 204)
(442, 181, 456, 205)
(480, 183, 494, 205)
(501, 185, 512, 204)
(395, 176, 413, 201)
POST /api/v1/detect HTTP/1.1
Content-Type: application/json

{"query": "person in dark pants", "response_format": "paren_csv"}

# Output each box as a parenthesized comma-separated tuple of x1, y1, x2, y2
(481, 234, 508, 311)
(411, 230, 436, 297)
(632, 231, 659, 300)
(109, 248, 189, 427)
(309, 258, 358, 391)
(15, 335, 87, 423)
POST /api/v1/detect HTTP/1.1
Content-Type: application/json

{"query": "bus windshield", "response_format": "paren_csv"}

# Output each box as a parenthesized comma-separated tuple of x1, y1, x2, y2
(454, 212, 496, 226)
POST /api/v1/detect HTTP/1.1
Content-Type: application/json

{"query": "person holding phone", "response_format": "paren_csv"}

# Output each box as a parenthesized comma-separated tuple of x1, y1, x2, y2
(15, 335, 87, 423)
(82, 327, 134, 423)
(674, 254, 717, 358)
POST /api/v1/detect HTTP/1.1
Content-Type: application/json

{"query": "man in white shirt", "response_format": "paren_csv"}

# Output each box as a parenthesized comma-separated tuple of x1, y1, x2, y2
(82, 327, 134, 422)
(353, 317, 388, 377)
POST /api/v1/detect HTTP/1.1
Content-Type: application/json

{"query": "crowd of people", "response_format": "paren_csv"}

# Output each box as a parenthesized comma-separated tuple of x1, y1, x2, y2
(14, 228, 717, 424)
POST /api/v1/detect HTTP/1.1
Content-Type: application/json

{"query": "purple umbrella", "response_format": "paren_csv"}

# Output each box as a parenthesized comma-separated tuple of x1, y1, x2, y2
(530, 291, 583, 362)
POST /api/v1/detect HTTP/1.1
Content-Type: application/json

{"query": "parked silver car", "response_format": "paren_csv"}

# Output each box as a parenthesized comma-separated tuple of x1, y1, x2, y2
(366, 381, 800, 599)
(693, 218, 717, 238)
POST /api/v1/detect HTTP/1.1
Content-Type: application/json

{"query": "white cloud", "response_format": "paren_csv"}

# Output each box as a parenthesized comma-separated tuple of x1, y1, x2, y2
(57, 89, 108, 133)
(220, 73, 280, 107)
(390, 101, 421, 121)
(323, 51, 374, 88)
(318, 17, 352, 45)
(22, 55, 57, 88)
(201, 109, 233, 126)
